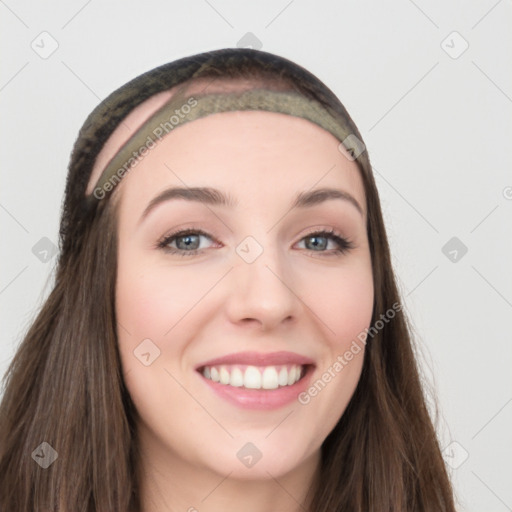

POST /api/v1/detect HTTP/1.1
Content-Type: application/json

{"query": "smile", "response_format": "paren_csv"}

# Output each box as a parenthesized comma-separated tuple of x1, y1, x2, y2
(200, 364, 305, 390)
(195, 350, 316, 409)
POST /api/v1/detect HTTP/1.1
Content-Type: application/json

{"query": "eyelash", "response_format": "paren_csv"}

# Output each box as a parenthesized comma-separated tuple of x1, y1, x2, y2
(156, 227, 355, 258)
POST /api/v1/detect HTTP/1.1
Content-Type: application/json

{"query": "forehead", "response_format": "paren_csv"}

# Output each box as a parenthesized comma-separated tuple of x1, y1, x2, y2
(87, 77, 292, 196)
(86, 89, 175, 196)
(114, 109, 366, 218)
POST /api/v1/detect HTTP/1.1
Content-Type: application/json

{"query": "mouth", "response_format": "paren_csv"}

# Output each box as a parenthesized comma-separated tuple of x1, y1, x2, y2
(197, 363, 312, 390)
(194, 352, 316, 410)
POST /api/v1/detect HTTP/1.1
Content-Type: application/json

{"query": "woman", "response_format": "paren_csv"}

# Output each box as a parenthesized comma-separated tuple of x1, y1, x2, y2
(0, 48, 456, 511)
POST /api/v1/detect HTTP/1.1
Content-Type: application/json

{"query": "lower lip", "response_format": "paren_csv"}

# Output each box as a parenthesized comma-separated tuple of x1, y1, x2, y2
(198, 365, 315, 410)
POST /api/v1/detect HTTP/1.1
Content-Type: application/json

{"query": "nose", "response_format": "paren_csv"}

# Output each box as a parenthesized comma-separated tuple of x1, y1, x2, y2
(224, 242, 301, 331)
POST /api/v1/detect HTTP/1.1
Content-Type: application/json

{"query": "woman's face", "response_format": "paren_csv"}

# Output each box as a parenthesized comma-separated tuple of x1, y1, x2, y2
(114, 106, 374, 480)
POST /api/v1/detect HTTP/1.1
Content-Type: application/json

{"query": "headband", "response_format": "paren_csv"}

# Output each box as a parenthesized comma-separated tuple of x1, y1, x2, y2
(89, 88, 361, 201)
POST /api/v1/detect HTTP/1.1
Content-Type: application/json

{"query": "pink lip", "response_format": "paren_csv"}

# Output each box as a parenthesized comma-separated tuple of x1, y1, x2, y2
(195, 351, 316, 410)
(198, 364, 315, 410)
(195, 350, 315, 370)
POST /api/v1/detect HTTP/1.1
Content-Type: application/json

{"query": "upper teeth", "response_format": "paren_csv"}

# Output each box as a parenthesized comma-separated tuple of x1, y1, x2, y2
(201, 364, 304, 390)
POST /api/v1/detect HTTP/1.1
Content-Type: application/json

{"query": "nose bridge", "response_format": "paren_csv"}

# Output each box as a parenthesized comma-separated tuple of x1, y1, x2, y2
(226, 231, 300, 328)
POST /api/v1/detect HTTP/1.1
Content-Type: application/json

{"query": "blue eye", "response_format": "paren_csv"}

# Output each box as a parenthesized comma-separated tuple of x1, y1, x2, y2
(157, 229, 215, 257)
(298, 229, 354, 255)
(157, 228, 354, 257)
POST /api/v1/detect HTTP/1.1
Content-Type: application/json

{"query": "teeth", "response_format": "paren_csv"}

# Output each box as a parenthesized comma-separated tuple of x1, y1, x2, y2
(219, 366, 230, 385)
(230, 367, 244, 387)
(262, 366, 279, 389)
(200, 364, 304, 389)
(288, 365, 297, 386)
(278, 366, 288, 386)
(244, 366, 261, 389)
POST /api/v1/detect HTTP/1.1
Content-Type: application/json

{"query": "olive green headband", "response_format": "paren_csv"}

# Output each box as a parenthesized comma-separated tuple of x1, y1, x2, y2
(89, 88, 364, 200)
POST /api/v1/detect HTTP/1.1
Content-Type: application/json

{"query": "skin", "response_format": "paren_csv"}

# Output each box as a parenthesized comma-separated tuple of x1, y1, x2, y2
(101, 102, 374, 511)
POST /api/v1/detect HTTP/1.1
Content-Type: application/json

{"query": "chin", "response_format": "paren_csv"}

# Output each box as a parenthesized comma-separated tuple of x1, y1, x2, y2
(204, 440, 316, 481)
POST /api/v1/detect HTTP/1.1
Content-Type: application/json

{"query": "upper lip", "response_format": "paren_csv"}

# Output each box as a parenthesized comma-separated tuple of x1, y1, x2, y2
(195, 351, 315, 370)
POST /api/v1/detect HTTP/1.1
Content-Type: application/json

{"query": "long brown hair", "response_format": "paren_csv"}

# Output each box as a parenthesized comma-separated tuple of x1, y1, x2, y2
(0, 48, 456, 511)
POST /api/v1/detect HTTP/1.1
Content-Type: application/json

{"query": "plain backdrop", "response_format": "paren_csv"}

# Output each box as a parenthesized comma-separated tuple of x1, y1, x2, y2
(1, 1, 511, 510)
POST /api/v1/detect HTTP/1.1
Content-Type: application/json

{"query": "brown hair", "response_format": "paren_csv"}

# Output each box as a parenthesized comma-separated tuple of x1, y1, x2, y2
(0, 48, 456, 511)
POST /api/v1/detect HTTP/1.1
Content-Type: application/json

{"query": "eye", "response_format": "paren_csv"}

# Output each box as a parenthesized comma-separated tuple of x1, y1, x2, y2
(157, 228, 218, 257)
(296, 229, 354, 256)
(157, 228, 354, 257)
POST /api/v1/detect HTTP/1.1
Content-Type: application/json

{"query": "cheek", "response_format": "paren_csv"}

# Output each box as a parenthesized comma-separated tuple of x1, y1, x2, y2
(115, 253, 181, 380)
(299, 263, 373, 437)
(115, 254, 209, 342)
(310, 261, 374, 349)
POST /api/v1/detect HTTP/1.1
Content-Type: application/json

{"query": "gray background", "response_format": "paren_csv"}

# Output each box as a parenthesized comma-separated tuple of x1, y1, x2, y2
(1, 1, 511, 510)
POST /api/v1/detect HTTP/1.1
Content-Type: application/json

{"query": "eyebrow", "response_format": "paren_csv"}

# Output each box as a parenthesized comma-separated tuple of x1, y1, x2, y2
(139, 185, 364, 222)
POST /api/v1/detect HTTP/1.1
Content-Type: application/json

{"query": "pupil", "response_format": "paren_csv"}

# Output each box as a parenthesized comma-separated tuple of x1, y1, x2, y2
(308, 236, 326, 250)
(178, 235, 199, 250)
